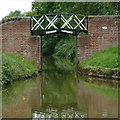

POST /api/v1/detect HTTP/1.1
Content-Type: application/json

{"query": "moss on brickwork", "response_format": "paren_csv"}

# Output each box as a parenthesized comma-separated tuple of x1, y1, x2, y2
(79, 66, 119, 79)
(1, 53, 38, 85)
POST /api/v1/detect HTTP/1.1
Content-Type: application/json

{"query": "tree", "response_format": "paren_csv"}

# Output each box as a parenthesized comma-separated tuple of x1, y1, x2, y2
(4, 10, 23, 18)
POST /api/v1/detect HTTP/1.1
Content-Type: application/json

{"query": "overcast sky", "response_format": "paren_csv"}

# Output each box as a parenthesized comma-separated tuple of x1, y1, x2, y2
(0, 0, 34, 20)
(0, 0, 119, 20)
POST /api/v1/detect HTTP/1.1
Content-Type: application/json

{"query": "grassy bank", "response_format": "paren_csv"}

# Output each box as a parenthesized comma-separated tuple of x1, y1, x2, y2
(1, 53, 38, 85)
(79, 46, 119, 79)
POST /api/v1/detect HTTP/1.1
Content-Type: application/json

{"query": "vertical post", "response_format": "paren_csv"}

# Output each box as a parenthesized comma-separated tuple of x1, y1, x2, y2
(76, 35, 78, 72)
(30, 16, 31, 31)
(38, 36, 42, 72)
(76, 34, 79, 111)
(87, 16, 88, 34)
(41, 36, 42, 71)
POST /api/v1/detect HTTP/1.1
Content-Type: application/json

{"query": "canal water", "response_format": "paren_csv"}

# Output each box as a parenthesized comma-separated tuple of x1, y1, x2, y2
(2, 57, 118, 118)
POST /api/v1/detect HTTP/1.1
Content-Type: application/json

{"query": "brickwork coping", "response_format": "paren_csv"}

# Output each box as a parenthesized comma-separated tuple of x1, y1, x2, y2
(88, 15, 120, 19)
(0, 16, 30, 25)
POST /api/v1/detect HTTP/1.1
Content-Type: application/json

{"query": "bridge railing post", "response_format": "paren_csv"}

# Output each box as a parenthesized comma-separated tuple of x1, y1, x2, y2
(76, 35, 79, 72)
(30, 16, 33, 31)
(38, 36, 42, 72)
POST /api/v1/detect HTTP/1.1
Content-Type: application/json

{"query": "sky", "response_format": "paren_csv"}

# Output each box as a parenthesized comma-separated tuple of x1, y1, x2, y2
(0, 0, 34, 20)
(0, 0, 119, 20)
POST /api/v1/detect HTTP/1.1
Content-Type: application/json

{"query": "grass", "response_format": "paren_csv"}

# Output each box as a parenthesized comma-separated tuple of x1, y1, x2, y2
(79, 46, 119, 78)
(80, 46, 118, 69)
(1, 53, 38, 85)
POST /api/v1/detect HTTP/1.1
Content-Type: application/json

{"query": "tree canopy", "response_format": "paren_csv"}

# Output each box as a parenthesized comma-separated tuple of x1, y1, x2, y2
(4, 10, 23, 18)
(31, 2, 119, 15)
(4, 2, 119, 19)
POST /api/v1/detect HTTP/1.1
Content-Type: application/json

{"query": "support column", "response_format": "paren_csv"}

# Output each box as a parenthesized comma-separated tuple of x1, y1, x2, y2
(76, 35, 79, 72)
(38, 36, 42, 72)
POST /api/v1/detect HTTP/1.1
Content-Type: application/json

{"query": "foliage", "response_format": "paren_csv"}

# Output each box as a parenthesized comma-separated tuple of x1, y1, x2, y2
(2, 53, 38, 85)
(78, 32, 87, 36)
(42, 33, 76, 59)
(42, 56, 76, 73)
(24, 11, 34, 17)
(53, 34, 76, 59)
(4, 10, 24, 19)
(42, 33, 62, 55)
(32, 2, 119, 15)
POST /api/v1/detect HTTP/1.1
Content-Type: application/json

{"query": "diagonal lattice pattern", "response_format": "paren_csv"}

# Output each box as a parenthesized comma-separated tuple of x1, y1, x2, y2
(31, 13, 88, 35)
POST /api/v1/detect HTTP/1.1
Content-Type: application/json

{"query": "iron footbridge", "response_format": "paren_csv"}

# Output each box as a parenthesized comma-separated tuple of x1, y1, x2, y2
(31, 13, 88, 36)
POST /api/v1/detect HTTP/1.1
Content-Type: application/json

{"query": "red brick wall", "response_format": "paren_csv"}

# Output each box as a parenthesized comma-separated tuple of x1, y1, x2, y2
(0, 17, 41, 70)
(77, 15, 119, 63)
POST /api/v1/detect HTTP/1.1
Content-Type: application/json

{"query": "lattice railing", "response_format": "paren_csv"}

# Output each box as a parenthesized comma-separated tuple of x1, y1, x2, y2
(31, 13, 88, 35)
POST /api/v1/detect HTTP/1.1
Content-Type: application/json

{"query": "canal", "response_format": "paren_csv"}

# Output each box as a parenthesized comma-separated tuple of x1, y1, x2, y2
(2, 56, 118, 118)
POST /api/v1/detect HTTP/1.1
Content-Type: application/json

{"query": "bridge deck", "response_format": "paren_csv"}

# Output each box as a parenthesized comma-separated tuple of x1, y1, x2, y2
(31, 13, 88, 36)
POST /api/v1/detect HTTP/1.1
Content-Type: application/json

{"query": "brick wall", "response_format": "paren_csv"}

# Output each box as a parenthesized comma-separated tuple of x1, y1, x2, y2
(0, 17, 42, 70)
(77, 15, 119, 63)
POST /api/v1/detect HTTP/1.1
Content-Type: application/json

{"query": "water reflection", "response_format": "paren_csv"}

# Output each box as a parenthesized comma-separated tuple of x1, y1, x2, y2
(77, 77, 118, 118)
(2, 57, 118, 118)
